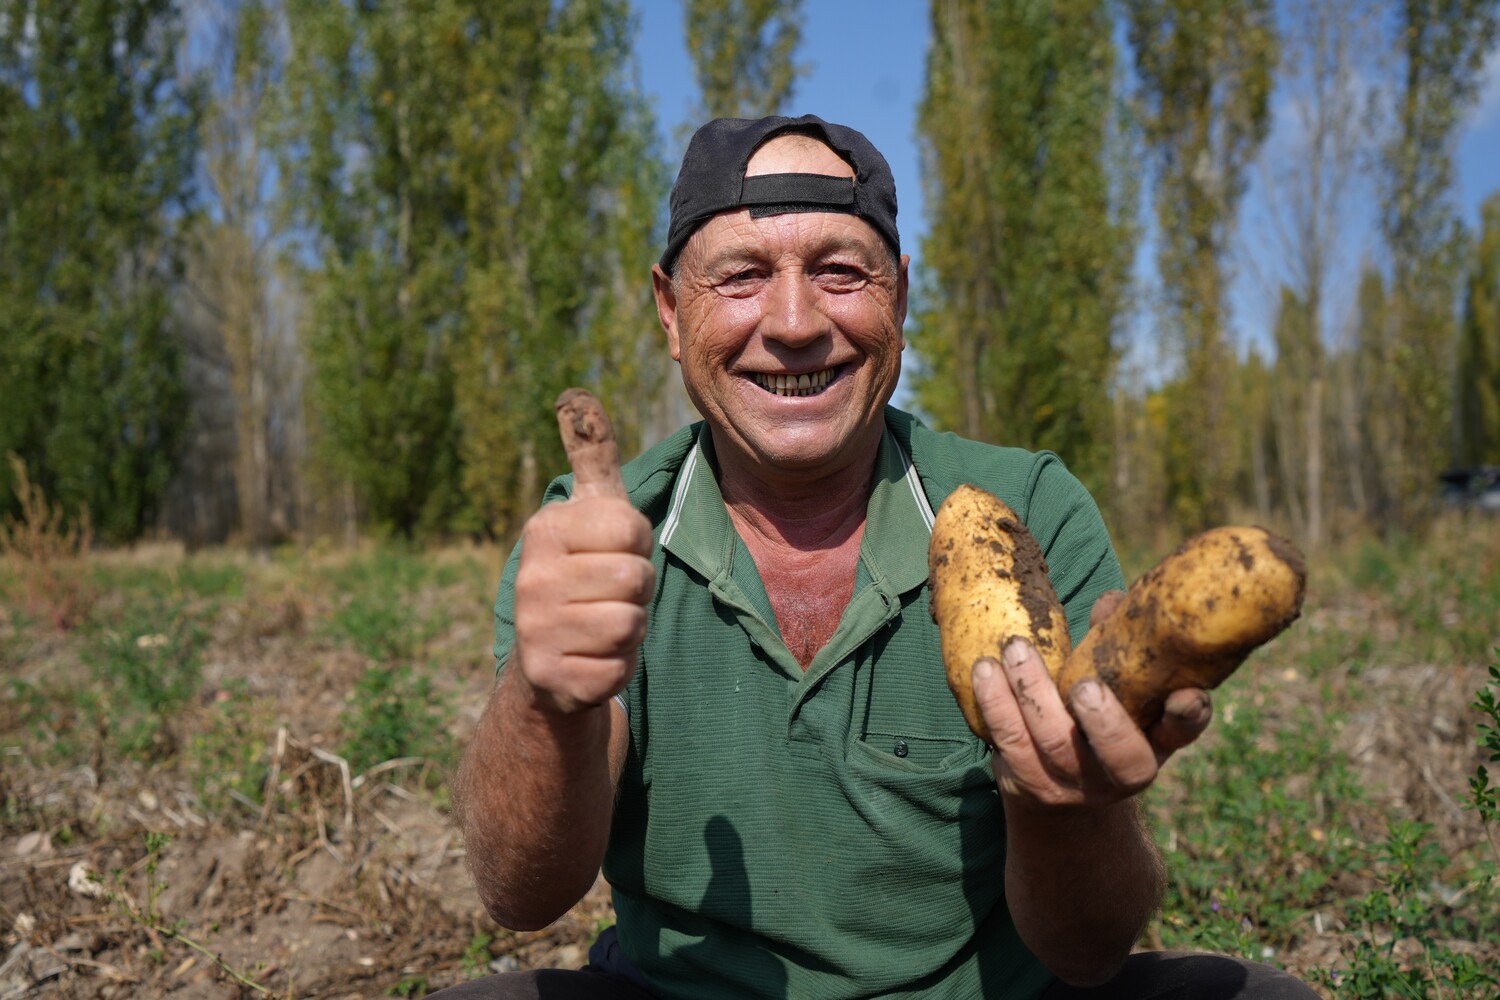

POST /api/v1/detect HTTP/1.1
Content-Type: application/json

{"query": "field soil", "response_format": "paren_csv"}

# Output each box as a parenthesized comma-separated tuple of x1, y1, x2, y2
(2, 529, 1497, 998)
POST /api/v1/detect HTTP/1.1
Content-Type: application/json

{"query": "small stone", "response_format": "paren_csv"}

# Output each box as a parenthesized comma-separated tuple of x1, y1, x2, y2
(14, 831, 52, 857)
(489, 955, 520, 974)
(68, 862, 106, 899)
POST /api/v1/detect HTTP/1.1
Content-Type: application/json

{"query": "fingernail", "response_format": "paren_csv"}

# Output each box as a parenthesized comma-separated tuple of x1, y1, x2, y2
(973, 658, 998, 685)
(1002, 639, 1029, 671)
(1184, 692, 1212, 724)
(1073, 681, 1104, 711)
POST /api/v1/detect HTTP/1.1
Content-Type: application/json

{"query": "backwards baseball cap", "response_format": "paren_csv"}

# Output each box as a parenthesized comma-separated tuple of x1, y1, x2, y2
(660, 114, 900, 273)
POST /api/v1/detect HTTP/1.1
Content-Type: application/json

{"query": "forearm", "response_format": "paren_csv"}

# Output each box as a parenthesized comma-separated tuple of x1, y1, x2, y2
(1003, 797, 1164, 986)
(456, 665, 621, 931)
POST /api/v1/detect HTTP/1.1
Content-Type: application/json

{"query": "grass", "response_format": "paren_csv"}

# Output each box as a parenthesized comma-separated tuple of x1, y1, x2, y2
(1, 518, 1496, 996)
(1141, 518, 1500, 990)
(1149, 700, 1367, 957)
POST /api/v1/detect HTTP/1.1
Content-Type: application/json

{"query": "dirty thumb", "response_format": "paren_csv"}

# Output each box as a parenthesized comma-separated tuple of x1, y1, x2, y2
(555, 388, 628, 501)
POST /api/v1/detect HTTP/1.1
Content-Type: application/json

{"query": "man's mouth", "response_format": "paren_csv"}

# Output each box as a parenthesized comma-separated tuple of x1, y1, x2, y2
(751, 367, 837, 397)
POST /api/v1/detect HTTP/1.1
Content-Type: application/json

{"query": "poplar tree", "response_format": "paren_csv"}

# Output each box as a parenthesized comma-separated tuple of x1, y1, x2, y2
(1269, 288, 1315, 528)
(1255, 0, 1373, 547)
(0, 0, 200, 541)
(913, 0, 1132, 496)
(1124, 0, 1276, 530)
(191, 0, 291, 547)
(685, 0, 802, 119)
(1350, 264, 1396, 520)
(1457, 192, 1500, 466)
(451, 0, 667, 537)
(274, 0, 469, 536)
(275, 0, 664, 538)
(1377, 0, 1500, 523)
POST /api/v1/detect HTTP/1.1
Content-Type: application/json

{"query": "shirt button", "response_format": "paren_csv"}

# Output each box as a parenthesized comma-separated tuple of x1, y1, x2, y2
(893, 739, 909, 758)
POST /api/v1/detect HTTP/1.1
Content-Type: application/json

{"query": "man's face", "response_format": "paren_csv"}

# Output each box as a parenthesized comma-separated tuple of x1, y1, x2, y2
(653, 137, 909, 484)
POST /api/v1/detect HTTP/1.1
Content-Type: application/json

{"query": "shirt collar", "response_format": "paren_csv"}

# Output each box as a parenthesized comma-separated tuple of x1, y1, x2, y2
(659, 419, 934, 597)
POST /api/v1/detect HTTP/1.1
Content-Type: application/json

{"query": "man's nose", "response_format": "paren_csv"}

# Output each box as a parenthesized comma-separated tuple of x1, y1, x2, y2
(761, 270, 827, 346)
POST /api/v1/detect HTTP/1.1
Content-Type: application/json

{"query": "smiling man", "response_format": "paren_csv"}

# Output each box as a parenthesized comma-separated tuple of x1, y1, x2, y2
(431, 116, 1318, 1000)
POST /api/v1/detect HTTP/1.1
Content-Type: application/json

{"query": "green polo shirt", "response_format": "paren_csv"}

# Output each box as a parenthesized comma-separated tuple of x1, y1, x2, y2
(493, 407, 1124, 999)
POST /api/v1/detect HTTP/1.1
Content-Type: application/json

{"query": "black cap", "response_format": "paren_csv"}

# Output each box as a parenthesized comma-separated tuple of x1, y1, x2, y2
(661, 114, 900, 272)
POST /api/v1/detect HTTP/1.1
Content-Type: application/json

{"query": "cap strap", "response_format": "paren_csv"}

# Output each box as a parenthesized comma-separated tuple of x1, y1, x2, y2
(739, 173, 855, 209)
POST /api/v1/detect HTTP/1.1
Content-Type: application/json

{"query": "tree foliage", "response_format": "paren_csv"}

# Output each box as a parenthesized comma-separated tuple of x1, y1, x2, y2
(913, 0, 1132, 497)
(272, 0, 664, 539)
(274, 0, 470, 537)
(1457, 192, 1500, 466)
(684, 0, 803, 119)
(1124, 0, 1277, 530)
(449, 0, 667, 538)
(6, 0, 1497, 551)
(0, 0, 201, 542)
(1376, 0, 1500, 523)
(189, 0, 293, 548)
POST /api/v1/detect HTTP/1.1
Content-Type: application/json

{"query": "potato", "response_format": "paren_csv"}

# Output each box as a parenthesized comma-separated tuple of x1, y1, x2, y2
(928, 485, 1072, 742)
(1056, 525, 1306, 728)
(929, 484, 1307, 739)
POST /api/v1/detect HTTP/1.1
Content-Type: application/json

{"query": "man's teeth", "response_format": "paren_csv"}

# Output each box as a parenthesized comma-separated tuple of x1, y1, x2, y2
(754, 369, 835, 396)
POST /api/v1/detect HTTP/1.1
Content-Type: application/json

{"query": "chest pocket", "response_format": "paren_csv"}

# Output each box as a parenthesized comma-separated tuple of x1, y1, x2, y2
(851, 588, 985, 772)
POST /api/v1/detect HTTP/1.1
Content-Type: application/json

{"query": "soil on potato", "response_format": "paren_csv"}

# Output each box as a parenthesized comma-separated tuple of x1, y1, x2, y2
(1, 536, 1496, 998)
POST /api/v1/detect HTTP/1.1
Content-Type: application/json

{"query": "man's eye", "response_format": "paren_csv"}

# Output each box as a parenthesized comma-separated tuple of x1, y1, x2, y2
(819, 264, 867, 286)
(715, 269, 764, 292)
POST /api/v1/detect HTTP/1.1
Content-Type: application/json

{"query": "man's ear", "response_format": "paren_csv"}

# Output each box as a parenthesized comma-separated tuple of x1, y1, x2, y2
(652, 264, 682, 361)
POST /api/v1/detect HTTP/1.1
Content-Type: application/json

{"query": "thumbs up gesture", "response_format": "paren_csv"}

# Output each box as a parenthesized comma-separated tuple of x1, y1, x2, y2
(511, 390, 656, 715)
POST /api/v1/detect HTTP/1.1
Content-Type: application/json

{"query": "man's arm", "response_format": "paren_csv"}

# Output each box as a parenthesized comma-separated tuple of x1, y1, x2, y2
(972, 595, 1213, 986)
(455, 669, 630, 931)
(455, 397, 655, 931)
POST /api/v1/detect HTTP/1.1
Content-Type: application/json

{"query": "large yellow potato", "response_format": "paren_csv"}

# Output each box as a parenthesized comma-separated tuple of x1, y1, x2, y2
(929, 485, 1307, 738)
(927, 485, 1072, 742)
(1056, 526, 1306, 728)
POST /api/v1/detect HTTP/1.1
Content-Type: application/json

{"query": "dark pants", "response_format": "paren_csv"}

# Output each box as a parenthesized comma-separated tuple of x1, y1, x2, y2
(424, 931, 1319, 999)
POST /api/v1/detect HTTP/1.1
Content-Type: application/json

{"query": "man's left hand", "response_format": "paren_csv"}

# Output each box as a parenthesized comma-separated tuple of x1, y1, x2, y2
(970, 591, 1213, 812)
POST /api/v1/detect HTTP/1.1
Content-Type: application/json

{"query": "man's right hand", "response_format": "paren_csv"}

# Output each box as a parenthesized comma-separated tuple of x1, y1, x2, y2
(511, 390, 655, 715)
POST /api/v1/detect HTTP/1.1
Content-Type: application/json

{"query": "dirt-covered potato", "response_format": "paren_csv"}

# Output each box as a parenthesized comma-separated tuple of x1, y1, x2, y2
(1056, 525, 1307, 728)
(928, 484, 1072, 742)
(929, 484, 1308, 738)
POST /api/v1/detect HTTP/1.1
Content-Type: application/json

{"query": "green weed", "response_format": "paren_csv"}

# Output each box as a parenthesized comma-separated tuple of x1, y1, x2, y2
(1149, 700, 1365, 959)
(1466, 652, 1499, 870)
(338, 664, 452, 774)
(100, 832, 288, 997)
(187, 686, 272, 818)
(94, 558, 246, 604)
(172, 559, 247, 600)
(1316, 820, 1498, 999)
(86, 602, 208, 759)
(388, 976, 430, 997)
(461, 931, 495, 979)
(1314, 650, 1500, 996)
(324, 548, 440, 663)
(1351, 540, 1398, 593)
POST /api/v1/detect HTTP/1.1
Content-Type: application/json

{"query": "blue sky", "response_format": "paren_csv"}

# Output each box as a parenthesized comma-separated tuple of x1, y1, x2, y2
(637, 1, 932, 261)
(633, 0, 1500, 373)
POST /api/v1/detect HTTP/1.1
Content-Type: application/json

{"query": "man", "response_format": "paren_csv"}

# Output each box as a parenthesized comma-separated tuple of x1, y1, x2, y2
(430, 115, 1316, 999)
